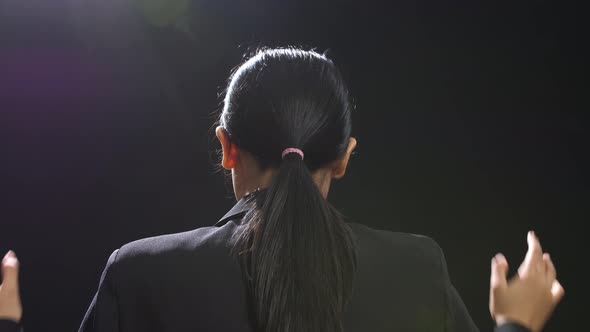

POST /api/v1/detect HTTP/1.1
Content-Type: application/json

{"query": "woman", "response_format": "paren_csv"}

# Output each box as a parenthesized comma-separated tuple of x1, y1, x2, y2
(0, 48, 564, 332)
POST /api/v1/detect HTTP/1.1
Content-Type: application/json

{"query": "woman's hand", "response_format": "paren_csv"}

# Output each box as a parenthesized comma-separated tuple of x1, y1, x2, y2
(489, 231, 565, 332)
(0, 251, 22, 322)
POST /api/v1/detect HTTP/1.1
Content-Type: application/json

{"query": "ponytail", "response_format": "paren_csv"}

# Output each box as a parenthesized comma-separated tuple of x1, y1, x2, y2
(234, 151, 357, 332)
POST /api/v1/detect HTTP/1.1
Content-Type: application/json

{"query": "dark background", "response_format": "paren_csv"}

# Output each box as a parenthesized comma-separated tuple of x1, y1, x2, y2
(0, 0, 586, 331)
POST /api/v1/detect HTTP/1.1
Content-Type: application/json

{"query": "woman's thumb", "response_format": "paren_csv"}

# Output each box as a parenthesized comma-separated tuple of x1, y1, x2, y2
(551, 280, 565, 303)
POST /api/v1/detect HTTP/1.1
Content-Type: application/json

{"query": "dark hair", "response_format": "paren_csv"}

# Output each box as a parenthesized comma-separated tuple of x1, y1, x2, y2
(219, 47, 357, 332)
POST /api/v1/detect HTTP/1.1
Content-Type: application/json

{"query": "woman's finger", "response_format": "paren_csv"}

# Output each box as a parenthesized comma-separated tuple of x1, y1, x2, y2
(1, 250, 19, 291)
(527, 231, 543, 262)
(519, 231, 544, 277)
(543, 253, 556, 282)
(491, 253, 509, 290)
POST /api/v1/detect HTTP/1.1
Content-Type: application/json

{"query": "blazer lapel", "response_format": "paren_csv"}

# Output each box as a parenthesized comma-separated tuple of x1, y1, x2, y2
(214, 196, 251, 227)
(214, 188, 268, 227)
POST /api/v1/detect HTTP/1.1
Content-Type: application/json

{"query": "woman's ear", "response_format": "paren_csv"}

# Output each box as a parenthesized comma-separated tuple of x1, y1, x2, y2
(216, 126, 238, 169)
(332, 137, 357, 179)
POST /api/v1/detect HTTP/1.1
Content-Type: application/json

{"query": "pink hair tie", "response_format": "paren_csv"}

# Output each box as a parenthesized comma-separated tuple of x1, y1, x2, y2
(281, 148, 304, 160)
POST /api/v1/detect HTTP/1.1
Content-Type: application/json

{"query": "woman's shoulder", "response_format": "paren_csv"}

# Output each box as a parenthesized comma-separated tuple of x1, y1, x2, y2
(346, 221, 445, 271)
(347, 221, 441, 250)
(344, 222, 449, 310)
(90, 223, 245, 296)
(112, 222, 240, 267)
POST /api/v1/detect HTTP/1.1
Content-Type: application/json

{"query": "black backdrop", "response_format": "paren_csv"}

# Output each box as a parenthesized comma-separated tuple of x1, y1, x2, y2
(0, 0, 585, 331)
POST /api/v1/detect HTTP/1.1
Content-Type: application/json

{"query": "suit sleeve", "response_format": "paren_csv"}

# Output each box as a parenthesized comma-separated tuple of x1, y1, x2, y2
(432, 240, 479, 332)
(78, 249, 120, 332)
(0, 320, 22, 332)
(434, 241, 531, 332)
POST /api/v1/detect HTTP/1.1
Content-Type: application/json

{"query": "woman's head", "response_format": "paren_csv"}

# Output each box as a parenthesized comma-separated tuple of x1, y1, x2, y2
(216, 47, 356, 199)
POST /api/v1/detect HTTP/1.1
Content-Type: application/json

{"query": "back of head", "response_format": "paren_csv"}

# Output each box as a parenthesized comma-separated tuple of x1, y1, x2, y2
(220, 47, 357, 332)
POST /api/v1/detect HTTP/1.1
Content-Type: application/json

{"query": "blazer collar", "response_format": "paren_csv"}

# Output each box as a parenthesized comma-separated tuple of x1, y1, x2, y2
(214, 188, 266, 227)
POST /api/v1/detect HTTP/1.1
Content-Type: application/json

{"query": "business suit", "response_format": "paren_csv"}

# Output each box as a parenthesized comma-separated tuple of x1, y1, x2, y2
(0, 192, 530, 332)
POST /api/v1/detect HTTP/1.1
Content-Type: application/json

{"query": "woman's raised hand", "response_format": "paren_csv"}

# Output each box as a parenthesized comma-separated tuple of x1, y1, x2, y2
(490, 232, 565, 332)
(0, 250, 22, 322)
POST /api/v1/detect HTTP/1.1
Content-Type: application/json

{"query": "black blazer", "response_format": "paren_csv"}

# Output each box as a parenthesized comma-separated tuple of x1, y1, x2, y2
(0, 193, 530, 332)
